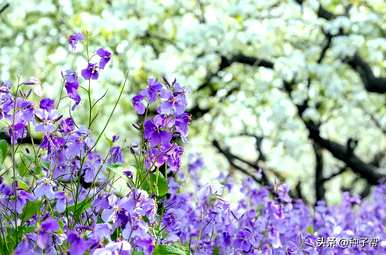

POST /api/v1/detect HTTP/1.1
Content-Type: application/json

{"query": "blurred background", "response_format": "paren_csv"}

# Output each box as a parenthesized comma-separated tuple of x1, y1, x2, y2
(0, 0, 385, 205)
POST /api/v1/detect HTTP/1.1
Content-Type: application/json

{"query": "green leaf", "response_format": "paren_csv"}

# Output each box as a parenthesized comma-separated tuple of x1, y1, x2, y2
(66, 198, 92, 219)
(21, 200, 41, 221)
(0, 139, 8, 164)
(213, 247, 220, 255)
(17, 159, 29, 177)
(153, 244, 189, 255)
(150, 172, 168, 197)
(18, 180, 29, 191)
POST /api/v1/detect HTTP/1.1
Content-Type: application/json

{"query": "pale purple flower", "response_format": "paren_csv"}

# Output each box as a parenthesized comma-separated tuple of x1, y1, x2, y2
(68, 32, 84, 49)
(16, 190, 35, 213)
(55, 191, 67, 213)
(96, 48, 112, 69)
(34, 178, 56, 200)
(108, 146, 124, 164)
(34, 108, 62, 133)
(132, 92, 146, 115)
(175, 112, 191, 139)
(63, 69, 81, 107)
(37, 217, 59, 249)
(146, 78, 162, 103)
(159, 83, 187, 115)
(93, 241, 131, 255)
(92, 223, 111, 241)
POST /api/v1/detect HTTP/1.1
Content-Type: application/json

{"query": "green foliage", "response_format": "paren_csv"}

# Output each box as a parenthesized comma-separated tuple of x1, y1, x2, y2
(17, 180, 29, 191)
(21, 200, 41, 222)
(140, 171, 169, 198)
(151, 172, 168, 197)
(66, 198, 92, 220)
(0, 225, 34, 255)
(0, 139, 8, 165)
(153, 243, 190, 255)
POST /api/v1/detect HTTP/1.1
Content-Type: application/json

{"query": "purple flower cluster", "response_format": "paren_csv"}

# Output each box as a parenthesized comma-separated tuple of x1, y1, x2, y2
(0, 32, 384, 255)
(161, 164, 386, 254)
(132, 78, 190, 173)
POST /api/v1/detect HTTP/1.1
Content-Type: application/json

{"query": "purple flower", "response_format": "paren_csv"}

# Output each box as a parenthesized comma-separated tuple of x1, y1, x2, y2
(132, 234, 155, 255)
(166, 145, 183, 172)
(132, 93, 146, 115)
(54, 191, 67, 213)
(101, 196, 121, 223)
(146, 79, 162, 103)
(144, 117, 172, 147)
(123, 169, 133, 178)
(188, 154, 204, 172)
(9, 122, 27, 144)
(93, 241, 131, 255)
(63, 70, 81, 107)
(0, 80, 12, 90)
(159, 83, 187, 115)
(59, 117, 76, 133)
(39, 98, 55, 111)
(37, 217, 59, 249)
(0, 177, 11, 196)
(14, 98, 34, 123)
(67, 231, 90, 255)
(34, 178, 56, 200)
(175, 112, 191, 139)
(112, 135, 119, 143)
(108, 146, 124, 164)
(81, 63, 99, 80)
(83, 152, 103, 183)
(144, 144, 170, 169)
(34, 108, 62, 133)
(96, 48, 112, 69)
(277, 184, 291, 203)
(68, 32, 84, 49)
(131, 79, 162, 114)
(16, 190, 35, 213)
(40, 134, 65, 154)
(14, 234, 41, 255)
(92, 223, 111, 241)
(0, 93, 13, 120)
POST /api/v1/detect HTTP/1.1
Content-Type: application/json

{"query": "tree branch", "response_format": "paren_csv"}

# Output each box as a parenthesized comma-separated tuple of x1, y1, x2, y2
(0, 2, 9, 15)
(212, 140, 269, 186)
(346, 53, 386, 93)
(305, 122, 385, 185)
(296, 1, 386, 94)
(323, 166, 347, 182)
(313, 142, 325, 202)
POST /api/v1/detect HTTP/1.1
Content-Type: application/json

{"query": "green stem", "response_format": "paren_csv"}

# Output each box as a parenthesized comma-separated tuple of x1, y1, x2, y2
(11, 84, 21, 242)
(90, 72, 129, 152)
(87, 78, 92, 128)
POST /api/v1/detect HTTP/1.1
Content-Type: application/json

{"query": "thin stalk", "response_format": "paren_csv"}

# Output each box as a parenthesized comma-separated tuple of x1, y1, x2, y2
(90, 72, 129, 152)
(11, 84, 21, 241)
(87, 78, 92, 128)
